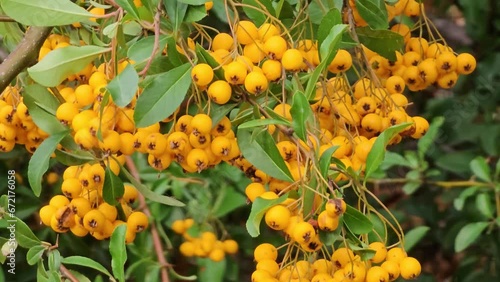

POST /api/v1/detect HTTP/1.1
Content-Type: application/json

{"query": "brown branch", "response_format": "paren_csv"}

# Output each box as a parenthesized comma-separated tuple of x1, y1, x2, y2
(0, 15, 16, 22)
(60, 264, 79, 282)
(0, 26, 52, 92)
(125, 156, 170, 282)
(139, 2, 162, 76)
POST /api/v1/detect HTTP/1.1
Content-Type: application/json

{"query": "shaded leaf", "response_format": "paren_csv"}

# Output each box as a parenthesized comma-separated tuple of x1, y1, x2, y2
(343, 205, 373, 234)
(455, 222, 489, 252)
(290, 91, 314, 141)
(26, 245, 45, 266)
(417, 116, 444, 159)
(238, 118, 290, 129)
(23, 84, 66, 135)
(106, 63, 139, 107)
(356, 0, 388, 30)
(476, 193, 494, 219)
(15, 217, 41, 248)
(62, 256, 113, 278)
(246, 194, 288, 237)
(356, 27, 404, 61)
(103, 167, 125, 206)
(115, 0, 140, 19)
(317, 8, 342, 48)
(470, 156, 492, 183)
(242, 0, 275, 26)
(404, 226, 430, 252)
(110, 224, 127, 282)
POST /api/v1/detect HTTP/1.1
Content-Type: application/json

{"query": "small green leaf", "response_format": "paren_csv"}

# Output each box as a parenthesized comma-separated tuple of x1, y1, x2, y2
(28, 45, 109, 87)
(356, 27, 404, 61)
(178, 0, 208, 4)
(242, 0, 276, 26)
(476, 193, 494, 219)
(364, 123, 410, 180)
(380, 151, 412, 170)
(103, 167, 125, 206)
(164, 0, 188, 32)
(110, 224, 127, 282)
(62, 256, 113, 278)
(119, 164, 185, 206)
(212, 186, 247, 218)
(237, 128, 294, 182)
(290, 91, 315, 141)
(453, 186, 480, 211)
(54, 149, 95, 166)
(417, 117, 444, 159)
(198, 257, 226, 282)
(404, 226, 430, 252)
(14, 217, 41, 248)
(47, 249, 61, 271)
(1, 0, 93, 26)
(28, 131, 69, 196)
(356, 0, 389, 30)
(209, 103, 237, 126)
(246, 194, 288, 237)
(128, 35, 169, 64)
(184, 4, 208, 22)
(115, 0, 140, 19)
(26, 245, 45, 266)
(195, 44, 224, 80)
(367, 213, 387, 243)
(470, 156, 492, 183)
(319, 146, 339, 179)
(166, 36, 186, 67)
(402, 181, 421, 195)
(238, 118, 291, 129)
(134, 63, 192, 127)
(455, 222, 489, 252)
(23, 84, 66, 135)
(317, 9, 342, 48)
(343, 205, 373, 234)
(106, 63, 139, 108)
(303, 177, 317, 217)
(37, 260, 49, 281)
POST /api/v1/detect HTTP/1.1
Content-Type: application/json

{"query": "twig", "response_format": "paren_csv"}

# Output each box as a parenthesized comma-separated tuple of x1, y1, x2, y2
(0, 15, 16, 22)
(0, 26, 52, 92)
(125, 156, 170, 282)
(139, 2, 162, 76)
(60, 264, 79, 282)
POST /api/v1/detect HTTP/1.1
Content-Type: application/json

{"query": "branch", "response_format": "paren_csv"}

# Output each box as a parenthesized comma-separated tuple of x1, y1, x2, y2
(0, 26, 52, 92)
(60, 264, 79, 282)
(0, 15, 16, 22)
(125, 156, 170, 282)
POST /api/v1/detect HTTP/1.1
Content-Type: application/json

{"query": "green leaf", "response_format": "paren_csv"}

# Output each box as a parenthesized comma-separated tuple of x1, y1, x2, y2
(164, 0, 188, 32)
(209, 103, 237, 126)
(436, 151, 477, 175)
(343, 205, 373, 235)
(106, 64, 139, 108)
(28, 45, 109, 87)
(237, 128, 294, 182)
(115, 0, 140, 19)
(134, 63, 192, 127)
(178, 0, 208, 4)
(402, 181, 421, 195)
(28, 131, 68, 196)
(246, 194, 288, 237)
(476, 193, 494, 219)
(404, 226, 430, 252)
(128, 35, 169, 64)
(238, 118, 291, 129)
(1, 0, 93, 26)
(305, 24, 347, 100)
(303, 177, 317, 217)
(364, 122, 410, 180)
(103, 167, 125, 206)
(198, 257, 226, 282)
(455, 222, 489, 252)
(26, 245, 45, 266)
(242, 0, 276, 26)
(356, 27, 404, 61)
(290, 91, 314, 142)
(119, 164, 185, 206)
(15, 217, 41, 248)
(317, 8, 342, 48)
(67, 270, 91, 282)
(62, 256, 113, 278)
(47, 249, 61, 271)
(367, 213, 387, 243)
(356, 0, 389, 30)
(319, 146, 339, 179)
(417, 116, 444, 159)
(212, 186, 247, 218)
(453, 186, 480, 211)
(54, 149, 95, 166)
(470, 156, 492, 183)
(184, 4, 208, 22)
(166, 36, 186, 67)
(110, 224, 127, 282)
(195, 44, 225, 80)
(380, 151, 412, 170)
(23, 84, 66, 135)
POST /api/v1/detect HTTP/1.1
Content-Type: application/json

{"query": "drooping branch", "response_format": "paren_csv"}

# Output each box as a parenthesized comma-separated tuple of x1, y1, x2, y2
(0, 26, 52, 92)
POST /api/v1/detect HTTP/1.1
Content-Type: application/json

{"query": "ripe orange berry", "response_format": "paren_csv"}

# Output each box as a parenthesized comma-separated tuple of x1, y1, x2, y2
(366, 266, 390, 282)
(261, 59, 282, 81)
(328, 49, 352, 73)
(244, 71, 268, 95)
(456, 53, 476, 74)
(254, 243, 277, 262)
(281, 48, 303, 71)
(381, 260, 400, 281)
(224, 61, 247, 85)
(265, 205, 291, 230)
(49, 195, 71, 209)
(292, 221, 316, 244)
(399, 257, 421, 279)
(191, 64, 214, 87)
(83, 209, 106, 232)
(258, 23, 280, 42)
(190, 114, 212, 135)
(369, 242, 388, 263)
(39, 205, 57, 226)
(212, 32, 234, 51)
(264, 35, 288, 60)
(127, 211, 149, 233)
(207, 80, 232, 104)
(223, 239, 238, 254)
(235, 21, 259, 45)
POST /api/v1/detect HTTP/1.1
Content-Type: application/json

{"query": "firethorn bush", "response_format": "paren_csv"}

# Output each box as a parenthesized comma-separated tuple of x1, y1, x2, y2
(0, 0, 498, 281)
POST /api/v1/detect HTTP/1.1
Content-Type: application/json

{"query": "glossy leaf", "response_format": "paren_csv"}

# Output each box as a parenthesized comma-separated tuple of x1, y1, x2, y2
(317, 8, 342, 48)
(134, 63, 192, 127)
(54, 149, 95, 166)
(238, 118, 291, 129)
(1, 0, 93, 26)
(237, 128, 294, 182)
(404, 226, 430, 252)
(107, 64, 139, 107)
(364, 122, 410, 180)
(455, 222, 489, 252)
(28, 131, 69, 196)
(453, 186, 480, 211)
(28, 45, 109, 87)
(367, 213, 387, 243)
(119, 163, 185, 206)
(184, 4, 208, 23)
(356, 0, 388, 30)
(470, 156, 492, 182)
(62, 256, 113, 278)
(110, 224, 127, 282)
(128, 35, 168, 64)
(23, 84, 66, 135)
(356, 27, 403, 61)
(115, 0, 140, 20)
(103, 167, 125, 206)
(343, 205, 373, 235)
(164, 0, 187, 32)
(15, 217, 41, 248)
(290, 91, 315, 141)
(26, 245, 45, 266)
(246, 194, 288, 237)
(476, 193, 494, 219)
(319, 146, 339, 179)
(417, 116, 444, 159)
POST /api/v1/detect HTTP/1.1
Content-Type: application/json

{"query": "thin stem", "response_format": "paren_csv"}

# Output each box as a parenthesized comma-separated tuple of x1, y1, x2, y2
(139, 2, 162, 77)
(125, 156, 170, 282)
(60, 264, 79, 282)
